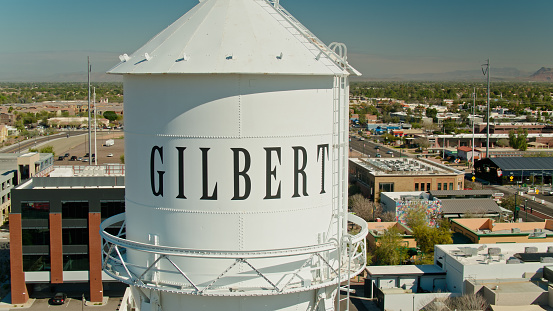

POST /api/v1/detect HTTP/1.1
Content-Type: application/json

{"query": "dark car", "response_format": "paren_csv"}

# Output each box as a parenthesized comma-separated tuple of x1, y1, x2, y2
(64, 153, 70, 158)
(51, 292, 67, 305)
(57, 156, 64, 161)
(70, 156, 77, 161)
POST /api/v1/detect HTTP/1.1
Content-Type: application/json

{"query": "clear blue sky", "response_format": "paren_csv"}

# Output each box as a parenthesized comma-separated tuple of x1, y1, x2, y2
(1, 0, 552, 81)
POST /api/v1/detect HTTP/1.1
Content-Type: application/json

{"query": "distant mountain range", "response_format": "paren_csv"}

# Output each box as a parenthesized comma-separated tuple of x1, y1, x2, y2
(529, 67, 553, 82)
(352, 67, 553, 82)
(2, 67, 551, 83)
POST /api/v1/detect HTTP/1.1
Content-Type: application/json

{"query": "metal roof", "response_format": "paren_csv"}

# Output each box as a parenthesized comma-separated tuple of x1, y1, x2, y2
(109, 0, 358, 76)
(489, 157, 553, 171)
(440, 198, 502, 215)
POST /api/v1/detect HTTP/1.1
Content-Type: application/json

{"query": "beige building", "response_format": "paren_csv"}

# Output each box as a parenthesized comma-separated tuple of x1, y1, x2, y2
(0, 124, 7, 143)
(349, 157, 465, 202)
(451, 218, 553, 244)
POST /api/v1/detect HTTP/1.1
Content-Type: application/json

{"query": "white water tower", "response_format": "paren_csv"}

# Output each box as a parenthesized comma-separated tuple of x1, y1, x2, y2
(100, 0, 367, 310)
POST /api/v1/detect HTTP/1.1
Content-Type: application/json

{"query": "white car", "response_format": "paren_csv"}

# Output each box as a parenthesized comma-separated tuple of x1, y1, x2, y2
(107, 153, 114, 157)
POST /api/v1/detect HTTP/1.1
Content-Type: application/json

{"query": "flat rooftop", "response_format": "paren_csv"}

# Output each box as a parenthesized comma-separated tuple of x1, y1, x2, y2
(16, 176, 125, 190)
(350, 157, 462, 176)
(366, 264, 445, 277)
(453, 218, 553, 236)
(437, 243, 553, 266)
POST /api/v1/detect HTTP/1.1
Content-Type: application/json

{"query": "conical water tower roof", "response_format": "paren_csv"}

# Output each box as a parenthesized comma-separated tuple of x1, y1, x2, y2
(109, 0, 359, 76)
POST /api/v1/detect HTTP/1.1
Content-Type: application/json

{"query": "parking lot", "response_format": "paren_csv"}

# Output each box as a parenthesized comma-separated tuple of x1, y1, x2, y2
(48, 132, 124, 166)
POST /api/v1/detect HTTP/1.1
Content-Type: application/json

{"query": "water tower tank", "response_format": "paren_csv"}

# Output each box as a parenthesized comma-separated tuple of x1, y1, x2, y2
(100, 0, 368, 310)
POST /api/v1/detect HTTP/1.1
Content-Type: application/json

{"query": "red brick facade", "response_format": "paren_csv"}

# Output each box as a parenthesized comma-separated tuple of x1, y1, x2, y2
(9, 214, 28, 304)
(88, 213, 104, 302)
(49, 213, 63, 283)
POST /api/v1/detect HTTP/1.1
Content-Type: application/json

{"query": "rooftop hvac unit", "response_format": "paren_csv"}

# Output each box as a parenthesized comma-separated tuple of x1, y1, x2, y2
(511, 228, 521, 233)
(460, 247, 478, 257)
(540, 257, 553, 263)
(506, 258, 522, 264)
(533, 232, 547, 238)
(534, 228, 544, 233)
(526, 247, 539, 253)
(548, 246, 553, 253)
(544, 266, 553, 283)
(488, 248, 501, 256)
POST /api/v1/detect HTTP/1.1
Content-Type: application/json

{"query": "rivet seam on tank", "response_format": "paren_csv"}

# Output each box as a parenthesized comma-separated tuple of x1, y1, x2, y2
(238, 75, 242, 138)
(145, 133, 332, 139)
(147, 205, 328, 214)
(238, 215, 243, 251)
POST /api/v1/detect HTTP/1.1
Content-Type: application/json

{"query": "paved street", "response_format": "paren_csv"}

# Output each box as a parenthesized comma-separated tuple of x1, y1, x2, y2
(0, 296, 122, 311)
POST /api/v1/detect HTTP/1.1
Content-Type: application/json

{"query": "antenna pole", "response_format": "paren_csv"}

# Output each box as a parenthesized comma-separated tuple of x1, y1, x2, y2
(472, 88, 475, 170)
(482, 59, 490, 159)
(94, 87, 97, 165)
(87, 57, 92, 165)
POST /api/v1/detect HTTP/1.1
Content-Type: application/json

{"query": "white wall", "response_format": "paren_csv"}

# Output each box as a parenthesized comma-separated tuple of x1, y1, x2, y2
(384, 292, 452, 311)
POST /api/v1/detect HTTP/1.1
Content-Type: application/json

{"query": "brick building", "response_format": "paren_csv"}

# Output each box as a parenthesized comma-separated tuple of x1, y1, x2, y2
(349, 157, 465, 202)
(9, 176, 125, 304)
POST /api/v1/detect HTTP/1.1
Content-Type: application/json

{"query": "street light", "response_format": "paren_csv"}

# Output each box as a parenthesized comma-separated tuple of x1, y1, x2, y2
(525, 199, 528, 222)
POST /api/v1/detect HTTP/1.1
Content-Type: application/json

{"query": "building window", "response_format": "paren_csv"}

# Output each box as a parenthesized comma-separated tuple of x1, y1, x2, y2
(21, 201, 50, 220)
(443, 183, 447, 190)
(415, 183, 419, 191)
(101, 200, 125, 219)
(22, 228, 50, 246)
(379, 182, 394, 192)
(63, 228, 89, 245)
(62, 201, 89, 219)
(427, 183, 431, 191)
(438, 183, 442, 190)
(449, 183, 454, 191)
(23, 255, 50, 271)
(421, 183, 425, 191)
(63, 254, 89, 271)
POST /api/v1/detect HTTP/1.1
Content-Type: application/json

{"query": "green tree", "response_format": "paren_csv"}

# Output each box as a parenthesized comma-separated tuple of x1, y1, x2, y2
(509, 128, 528, 151)
(425, 107, 438, 120)
(405, 206, 452, 258)
(103, 111, 119, 122)
(374, 228, 409, 265)
(496, 139, 509, 147)
(30, 145, 55, 156)
(120, 154, 125, 164)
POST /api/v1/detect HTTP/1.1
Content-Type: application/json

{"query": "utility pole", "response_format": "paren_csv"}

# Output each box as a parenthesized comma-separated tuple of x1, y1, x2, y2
(472, 88, 476, 170)
(93, 87, 97, 165)
(87, 57, 92, 165)
(482, 59, 490, 159)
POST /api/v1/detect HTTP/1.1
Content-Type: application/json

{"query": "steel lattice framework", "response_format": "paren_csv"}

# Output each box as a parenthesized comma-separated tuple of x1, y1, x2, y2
(100, 213, 367, 297)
